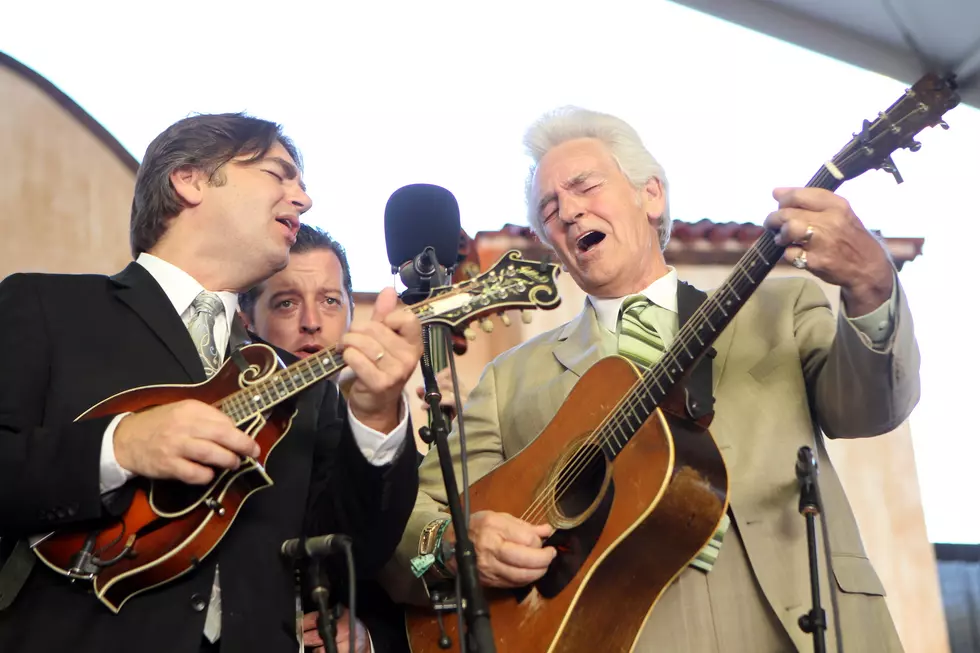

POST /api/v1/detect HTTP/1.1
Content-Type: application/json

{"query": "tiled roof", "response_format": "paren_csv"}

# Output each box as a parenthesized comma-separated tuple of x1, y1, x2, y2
(472, 220, 924, 270)
(666, 219, 923, 269)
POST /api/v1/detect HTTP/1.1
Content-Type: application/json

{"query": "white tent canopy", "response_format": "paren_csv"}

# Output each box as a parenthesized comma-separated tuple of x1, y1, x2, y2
(672, 0, 980, 108)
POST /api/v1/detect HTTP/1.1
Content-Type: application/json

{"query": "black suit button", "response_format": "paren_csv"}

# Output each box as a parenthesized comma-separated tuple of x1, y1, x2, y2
(190, 593, 207, 612)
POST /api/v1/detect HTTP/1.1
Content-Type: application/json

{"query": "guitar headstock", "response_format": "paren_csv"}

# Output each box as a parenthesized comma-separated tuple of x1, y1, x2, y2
(824, 73, 960, 186)
(415, 250, 562, 330)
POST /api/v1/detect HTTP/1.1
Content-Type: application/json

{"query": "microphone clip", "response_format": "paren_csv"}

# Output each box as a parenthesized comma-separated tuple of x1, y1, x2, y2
(393, 246, 453, 305)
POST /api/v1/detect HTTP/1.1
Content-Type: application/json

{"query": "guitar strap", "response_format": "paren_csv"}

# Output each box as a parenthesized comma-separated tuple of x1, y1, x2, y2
(676, 280, 716, 421)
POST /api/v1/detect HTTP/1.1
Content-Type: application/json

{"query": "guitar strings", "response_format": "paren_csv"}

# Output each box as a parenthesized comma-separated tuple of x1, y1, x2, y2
(518, 165, 842, 526)
(516, 235, 781, 524)
(218, 276, 541, 425)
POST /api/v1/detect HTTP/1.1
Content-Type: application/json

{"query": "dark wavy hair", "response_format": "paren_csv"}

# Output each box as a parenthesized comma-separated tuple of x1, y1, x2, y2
(130, 112, 301, 257)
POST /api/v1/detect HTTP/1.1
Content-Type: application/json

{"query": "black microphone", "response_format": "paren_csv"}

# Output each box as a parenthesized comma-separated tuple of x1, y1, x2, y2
(383, 183, 498, 652)
(280, 534, 352, 560)
(383, 183, 461, 303)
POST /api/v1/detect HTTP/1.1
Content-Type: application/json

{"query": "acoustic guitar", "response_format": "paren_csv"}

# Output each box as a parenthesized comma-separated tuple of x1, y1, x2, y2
(406, 73, 960, 653)
(31, 250, 561, 613)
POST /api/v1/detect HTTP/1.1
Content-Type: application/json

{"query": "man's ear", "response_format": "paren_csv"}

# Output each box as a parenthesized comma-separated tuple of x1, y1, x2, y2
(640, 177, 666, 226)
(170, 166, 209, 208)
(237, 309, 253, 331)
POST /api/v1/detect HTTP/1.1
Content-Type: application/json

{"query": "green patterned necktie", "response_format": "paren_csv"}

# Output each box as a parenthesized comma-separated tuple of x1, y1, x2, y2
(187, 291, 224, 378)
(616, 295, 730, 574)
(186, 291, 225, 642)
(617, 295, 667, 368)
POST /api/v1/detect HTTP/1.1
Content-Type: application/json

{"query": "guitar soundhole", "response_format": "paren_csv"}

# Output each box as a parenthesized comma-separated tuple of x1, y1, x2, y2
(532, 443, 614, 600)
(551, 443, 610, 528)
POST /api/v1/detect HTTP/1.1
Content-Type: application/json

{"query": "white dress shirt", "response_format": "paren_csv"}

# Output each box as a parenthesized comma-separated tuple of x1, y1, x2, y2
(587, 266, 898, 347)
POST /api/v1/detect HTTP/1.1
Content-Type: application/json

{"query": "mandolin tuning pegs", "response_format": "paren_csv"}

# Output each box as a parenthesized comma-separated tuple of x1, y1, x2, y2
(499, 313, 512, 327)
(480, 318, 494, 333)
(521, 310, 534, 324)
(463, 328, 477, 341)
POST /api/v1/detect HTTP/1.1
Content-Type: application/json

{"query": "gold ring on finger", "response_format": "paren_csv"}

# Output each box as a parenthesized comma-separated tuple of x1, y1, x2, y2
(800, 224, 814, 245)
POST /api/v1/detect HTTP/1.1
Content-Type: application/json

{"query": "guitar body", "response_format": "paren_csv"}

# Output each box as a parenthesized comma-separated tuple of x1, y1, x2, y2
(406, 356, 729, 653)
(33, 343, 297, 613)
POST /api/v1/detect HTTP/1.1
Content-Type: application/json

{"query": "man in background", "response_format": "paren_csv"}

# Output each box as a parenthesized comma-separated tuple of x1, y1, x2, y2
(240, 223, 468, 652)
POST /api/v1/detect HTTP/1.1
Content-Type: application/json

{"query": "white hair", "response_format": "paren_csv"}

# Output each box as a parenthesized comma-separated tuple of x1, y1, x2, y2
(523, 106, 671, 250)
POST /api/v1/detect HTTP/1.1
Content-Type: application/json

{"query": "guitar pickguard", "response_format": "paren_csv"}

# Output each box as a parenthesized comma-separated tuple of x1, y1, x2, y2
(534, 480, 614, 600)
(148, 413, 270, 518)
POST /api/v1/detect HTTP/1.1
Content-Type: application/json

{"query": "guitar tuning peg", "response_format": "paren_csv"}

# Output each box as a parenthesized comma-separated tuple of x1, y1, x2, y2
(463, 327, 477, 341)
(521, 310, 533, 324)
(907, 140, 922, 152)
(939, 120, 950, 130)
(480, 318, 494, 333)
(499, 313, 512, 327)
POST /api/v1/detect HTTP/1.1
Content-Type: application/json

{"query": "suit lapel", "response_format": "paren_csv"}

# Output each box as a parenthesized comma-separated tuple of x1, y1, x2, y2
(110, 262, 204, 382)
(553, 302, 604, 377)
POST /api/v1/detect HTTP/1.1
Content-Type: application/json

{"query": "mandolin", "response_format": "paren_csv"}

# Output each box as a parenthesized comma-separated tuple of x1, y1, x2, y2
(405, 73, 960, 653)
(31, 250, 561, 613)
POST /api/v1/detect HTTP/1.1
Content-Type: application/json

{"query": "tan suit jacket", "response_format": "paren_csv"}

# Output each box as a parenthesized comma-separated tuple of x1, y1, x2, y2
(388, 276, 920, 652)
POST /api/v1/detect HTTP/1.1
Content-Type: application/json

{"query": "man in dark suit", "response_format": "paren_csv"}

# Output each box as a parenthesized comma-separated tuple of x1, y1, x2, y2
(239, 223, 469, 653)
(0, 113, 421, 653)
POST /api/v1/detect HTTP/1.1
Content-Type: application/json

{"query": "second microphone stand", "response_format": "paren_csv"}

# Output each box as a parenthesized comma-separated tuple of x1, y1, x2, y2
(796, 445, 844, 653)
(419, 323, 496, 653)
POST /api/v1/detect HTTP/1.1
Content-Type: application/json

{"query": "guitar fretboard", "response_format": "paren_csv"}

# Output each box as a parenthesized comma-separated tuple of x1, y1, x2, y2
(600, 165, 844, 460)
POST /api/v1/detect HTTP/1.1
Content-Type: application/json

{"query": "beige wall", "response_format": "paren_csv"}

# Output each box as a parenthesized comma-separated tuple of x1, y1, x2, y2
(356, 261, 947, 653)
(0, 64, 135, 279)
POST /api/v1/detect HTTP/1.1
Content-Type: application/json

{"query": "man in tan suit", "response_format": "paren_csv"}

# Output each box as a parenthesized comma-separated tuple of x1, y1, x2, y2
(385, 106, 919, 651)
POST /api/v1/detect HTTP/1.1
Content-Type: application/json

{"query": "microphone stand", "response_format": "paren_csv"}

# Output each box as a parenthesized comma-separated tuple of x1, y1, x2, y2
(308, 556, 340, 653)
(402, 249, 496, 653)
(796, 445, 844, 653)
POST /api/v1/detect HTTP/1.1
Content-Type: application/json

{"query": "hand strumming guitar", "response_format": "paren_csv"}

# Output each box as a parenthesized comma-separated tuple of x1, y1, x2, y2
(113, 400, 260, 485)
(443, 510, 556, 588)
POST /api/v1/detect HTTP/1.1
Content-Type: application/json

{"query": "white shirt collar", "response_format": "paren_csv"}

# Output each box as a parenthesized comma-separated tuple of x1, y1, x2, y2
(135, 253, 240, 323)
(588, 267, 679, 334)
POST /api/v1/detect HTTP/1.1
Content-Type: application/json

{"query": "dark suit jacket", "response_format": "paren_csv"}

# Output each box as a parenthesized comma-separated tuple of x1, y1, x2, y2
(0, 263, 418, 653)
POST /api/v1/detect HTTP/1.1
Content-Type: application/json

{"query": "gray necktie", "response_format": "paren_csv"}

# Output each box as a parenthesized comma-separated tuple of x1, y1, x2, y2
(186, 291, 225, 642)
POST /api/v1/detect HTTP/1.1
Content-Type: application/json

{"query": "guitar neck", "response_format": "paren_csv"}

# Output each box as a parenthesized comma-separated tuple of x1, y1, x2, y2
(218, 302, 434, 424)
(215, 250, 563, 425)
(600, 165, 845, 460)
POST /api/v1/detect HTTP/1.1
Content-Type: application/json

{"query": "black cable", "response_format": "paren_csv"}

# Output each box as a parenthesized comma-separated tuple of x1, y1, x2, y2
(343, 539, 357, 653)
